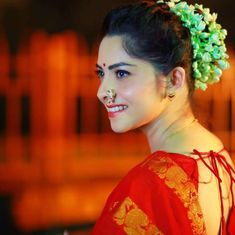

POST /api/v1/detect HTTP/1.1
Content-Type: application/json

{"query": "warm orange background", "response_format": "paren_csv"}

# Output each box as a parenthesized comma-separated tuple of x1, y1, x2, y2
(0, 1, 235, 233)
(0, 30, 234, 235)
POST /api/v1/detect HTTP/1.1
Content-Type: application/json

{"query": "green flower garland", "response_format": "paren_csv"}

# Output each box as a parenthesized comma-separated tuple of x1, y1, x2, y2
(157, 0, 230, 90)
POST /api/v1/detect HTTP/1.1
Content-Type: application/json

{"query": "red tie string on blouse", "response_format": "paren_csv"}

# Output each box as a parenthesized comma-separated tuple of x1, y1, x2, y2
(192, 149, 235, 234)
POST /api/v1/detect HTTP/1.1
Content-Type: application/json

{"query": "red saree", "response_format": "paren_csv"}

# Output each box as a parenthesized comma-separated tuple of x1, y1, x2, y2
(91, 150, 235, 235)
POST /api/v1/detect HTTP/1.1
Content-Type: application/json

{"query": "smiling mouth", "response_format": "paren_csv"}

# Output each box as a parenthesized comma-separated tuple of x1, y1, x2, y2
(107, 105, 128, 112)
(106, 105, 128, 117)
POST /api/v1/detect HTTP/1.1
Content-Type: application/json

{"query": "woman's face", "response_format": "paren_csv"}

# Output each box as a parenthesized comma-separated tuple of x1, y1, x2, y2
(96, 36, 166, 133)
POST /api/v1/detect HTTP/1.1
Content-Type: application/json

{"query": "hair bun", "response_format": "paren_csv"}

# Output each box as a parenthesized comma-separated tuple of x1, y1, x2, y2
(157, 0, 230, 90)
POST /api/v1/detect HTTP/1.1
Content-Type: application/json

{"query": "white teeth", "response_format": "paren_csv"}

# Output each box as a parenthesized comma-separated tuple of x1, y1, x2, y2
(107, 105, 128, 113)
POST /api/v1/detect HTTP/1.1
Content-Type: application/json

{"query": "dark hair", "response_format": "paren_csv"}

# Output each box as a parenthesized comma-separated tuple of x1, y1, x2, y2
(100, 0, 194, 95)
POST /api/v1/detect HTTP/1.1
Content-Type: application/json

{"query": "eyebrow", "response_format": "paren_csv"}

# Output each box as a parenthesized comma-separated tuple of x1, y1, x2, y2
(96, 62, 136, 70)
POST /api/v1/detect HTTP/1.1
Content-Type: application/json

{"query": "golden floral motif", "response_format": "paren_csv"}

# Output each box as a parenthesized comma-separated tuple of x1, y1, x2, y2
(113, 197, 164, 235)
(145, 156, 206, 235)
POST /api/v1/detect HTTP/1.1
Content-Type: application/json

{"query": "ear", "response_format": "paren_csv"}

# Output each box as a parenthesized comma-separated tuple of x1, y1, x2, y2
(169, 67, 186, 89)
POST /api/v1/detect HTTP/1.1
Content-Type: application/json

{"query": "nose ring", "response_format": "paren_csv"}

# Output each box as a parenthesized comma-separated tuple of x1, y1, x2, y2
(106, 89, 116, 104)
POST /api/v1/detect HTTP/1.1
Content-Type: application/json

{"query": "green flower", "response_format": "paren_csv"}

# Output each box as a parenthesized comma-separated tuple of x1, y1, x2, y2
(209, 33, 220, 44)
(202, 53, 211, 62)
(193, 68, 201, 78)
(218, 60, 230, 69)
(195, 80, 207, 90)
(200, 32, 209, 39)
(200, 76, 209, 82)
(156, 0, 230, 90)
(201, 63, 211, 74)
(205, 44, 213, 52)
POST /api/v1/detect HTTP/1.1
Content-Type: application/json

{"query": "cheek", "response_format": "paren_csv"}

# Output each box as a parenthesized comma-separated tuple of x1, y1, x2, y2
(120, 82, 161, 105)
(118, 86, 136, 100)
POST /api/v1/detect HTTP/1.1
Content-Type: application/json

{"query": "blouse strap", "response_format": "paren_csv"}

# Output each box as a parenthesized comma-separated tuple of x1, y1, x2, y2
(192, 149, 235, 234)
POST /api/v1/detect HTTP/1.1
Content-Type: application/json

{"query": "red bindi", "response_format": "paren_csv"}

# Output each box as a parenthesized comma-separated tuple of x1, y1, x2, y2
(103, 63, 106, 67)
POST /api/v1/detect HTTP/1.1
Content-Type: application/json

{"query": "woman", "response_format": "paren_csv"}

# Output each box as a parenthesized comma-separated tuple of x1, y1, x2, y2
(92, 0, 235, 234)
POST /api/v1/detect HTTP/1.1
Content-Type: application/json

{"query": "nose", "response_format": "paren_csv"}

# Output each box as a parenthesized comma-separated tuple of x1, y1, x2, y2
(97, 77, 116, 104)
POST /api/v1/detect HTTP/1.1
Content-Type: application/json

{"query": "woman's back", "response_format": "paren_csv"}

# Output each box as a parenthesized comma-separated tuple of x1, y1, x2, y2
(148, 118, 235, 234)
(197, 151, 233, 235)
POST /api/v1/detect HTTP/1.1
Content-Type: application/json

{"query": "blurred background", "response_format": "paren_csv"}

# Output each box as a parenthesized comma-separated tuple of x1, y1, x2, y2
(0, 0, 234, 234)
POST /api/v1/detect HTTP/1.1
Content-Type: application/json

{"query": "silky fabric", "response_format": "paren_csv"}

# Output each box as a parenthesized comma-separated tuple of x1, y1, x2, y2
(91, 150, 235, 235)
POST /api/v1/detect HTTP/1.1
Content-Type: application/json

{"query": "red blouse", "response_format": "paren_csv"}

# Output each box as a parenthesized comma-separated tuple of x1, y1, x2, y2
(91, 150, 235, 235)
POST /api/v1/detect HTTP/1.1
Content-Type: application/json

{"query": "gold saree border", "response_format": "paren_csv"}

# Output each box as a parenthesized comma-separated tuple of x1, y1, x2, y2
(145, 155, 206, 235)
(113, 197, 164, 235)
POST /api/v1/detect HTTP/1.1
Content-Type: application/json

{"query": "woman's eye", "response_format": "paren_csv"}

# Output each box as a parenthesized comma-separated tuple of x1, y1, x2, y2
(115, 70, 130, 79)
(95, 70, 104, 79)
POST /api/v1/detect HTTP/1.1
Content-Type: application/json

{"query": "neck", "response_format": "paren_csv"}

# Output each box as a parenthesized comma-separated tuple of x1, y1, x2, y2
(141, 100, 195, 154)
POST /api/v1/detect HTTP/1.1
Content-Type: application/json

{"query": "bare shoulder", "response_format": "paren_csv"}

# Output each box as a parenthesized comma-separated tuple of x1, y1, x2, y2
(192, 124, 234, 168)
(188, 122, 225, 152)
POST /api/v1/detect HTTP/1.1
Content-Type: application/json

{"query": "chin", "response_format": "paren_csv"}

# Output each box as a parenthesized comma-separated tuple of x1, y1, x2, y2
(111, 126, 128, 133)
(110, 119, 143, 133)
(110, 122, 132, 133)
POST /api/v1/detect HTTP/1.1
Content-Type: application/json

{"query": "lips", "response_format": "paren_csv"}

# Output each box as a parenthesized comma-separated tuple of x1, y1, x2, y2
(106, 104, 128, 117)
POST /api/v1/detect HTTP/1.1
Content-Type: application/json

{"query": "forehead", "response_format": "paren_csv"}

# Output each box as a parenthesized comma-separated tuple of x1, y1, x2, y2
(98, 36, 133, 65)
(97, 35, 158, 76)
